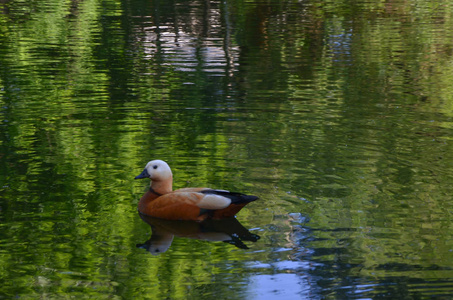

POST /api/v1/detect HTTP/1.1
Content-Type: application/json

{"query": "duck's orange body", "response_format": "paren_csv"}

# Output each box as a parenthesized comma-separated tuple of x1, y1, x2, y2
(135, 160, 258, 221)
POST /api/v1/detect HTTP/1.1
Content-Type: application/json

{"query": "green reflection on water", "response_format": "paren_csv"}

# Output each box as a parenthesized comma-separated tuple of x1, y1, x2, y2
(1, 0, 453, 298)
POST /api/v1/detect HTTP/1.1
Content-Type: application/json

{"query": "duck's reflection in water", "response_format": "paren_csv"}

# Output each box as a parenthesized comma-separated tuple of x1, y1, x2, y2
(137, 213, 260, 255)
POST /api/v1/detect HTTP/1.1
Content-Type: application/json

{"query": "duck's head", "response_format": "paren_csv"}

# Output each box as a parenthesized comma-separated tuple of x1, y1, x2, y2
(135, 160, 173, 182)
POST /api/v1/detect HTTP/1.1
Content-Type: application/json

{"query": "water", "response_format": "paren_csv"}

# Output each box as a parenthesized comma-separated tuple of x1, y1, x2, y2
(1, 0, 453, 298)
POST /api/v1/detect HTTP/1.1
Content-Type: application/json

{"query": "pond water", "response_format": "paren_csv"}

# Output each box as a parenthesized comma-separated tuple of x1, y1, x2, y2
(1, 0, 453, 298)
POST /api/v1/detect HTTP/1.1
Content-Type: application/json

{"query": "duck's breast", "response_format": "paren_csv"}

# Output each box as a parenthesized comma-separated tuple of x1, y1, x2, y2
(141, 192, 204, 220)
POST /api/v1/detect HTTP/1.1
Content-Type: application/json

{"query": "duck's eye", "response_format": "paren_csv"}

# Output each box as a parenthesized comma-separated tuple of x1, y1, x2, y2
(153, 165, 158, 169)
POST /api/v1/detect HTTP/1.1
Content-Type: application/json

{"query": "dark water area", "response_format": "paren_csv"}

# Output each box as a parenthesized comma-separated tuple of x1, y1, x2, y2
(1, 0, 453, 298)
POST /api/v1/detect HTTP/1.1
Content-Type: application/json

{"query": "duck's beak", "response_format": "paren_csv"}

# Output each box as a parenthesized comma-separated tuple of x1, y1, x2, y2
(135, 169, 150, 179)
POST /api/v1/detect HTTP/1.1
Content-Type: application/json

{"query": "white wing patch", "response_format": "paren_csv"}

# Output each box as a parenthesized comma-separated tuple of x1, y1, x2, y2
(197, 194, 231, 210)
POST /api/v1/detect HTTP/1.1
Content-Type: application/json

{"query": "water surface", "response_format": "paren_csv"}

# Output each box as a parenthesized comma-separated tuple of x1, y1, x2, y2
(1, 0, 453, 298)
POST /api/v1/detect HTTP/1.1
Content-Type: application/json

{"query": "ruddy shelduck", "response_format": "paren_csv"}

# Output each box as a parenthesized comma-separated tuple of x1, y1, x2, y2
(135, 160, 258, 221)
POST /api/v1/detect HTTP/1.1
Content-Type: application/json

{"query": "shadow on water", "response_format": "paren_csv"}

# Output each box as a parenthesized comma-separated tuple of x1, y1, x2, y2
(137, 213, 260, 255)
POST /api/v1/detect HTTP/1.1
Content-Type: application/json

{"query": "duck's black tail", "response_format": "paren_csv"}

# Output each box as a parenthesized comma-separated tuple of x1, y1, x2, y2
(201, 189, 258, 204)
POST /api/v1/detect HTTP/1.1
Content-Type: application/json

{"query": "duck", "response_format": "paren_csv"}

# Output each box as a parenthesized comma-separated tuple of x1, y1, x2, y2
(135, 160, 258, 221)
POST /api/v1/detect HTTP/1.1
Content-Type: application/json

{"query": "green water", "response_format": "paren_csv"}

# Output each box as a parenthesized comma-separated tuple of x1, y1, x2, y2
(1, 0, 453, 298)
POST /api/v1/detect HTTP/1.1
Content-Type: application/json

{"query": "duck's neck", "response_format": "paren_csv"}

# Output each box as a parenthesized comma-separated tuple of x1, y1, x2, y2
(150, 177, 173, 195)
(138, 178, 173, 215)
(138, 178, 173, 214)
